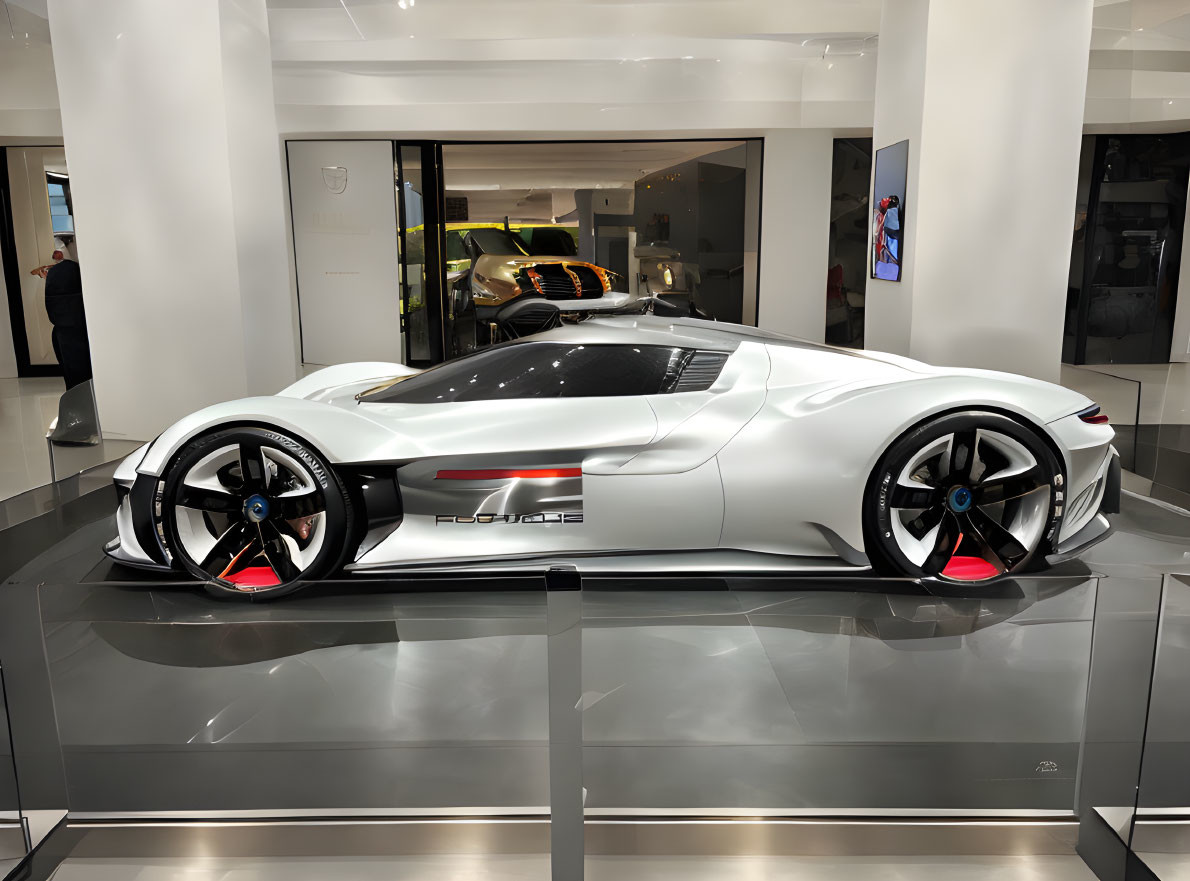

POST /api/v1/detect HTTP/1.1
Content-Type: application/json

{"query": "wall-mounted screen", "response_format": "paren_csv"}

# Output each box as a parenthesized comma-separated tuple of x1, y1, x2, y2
(871, 139, 908, 282)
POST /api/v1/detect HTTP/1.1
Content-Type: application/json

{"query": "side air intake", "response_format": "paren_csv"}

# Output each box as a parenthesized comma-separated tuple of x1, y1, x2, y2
(673, 351, 730, 393)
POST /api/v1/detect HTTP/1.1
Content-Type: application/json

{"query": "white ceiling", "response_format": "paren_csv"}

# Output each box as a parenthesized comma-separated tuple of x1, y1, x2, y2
(3, 0, 1190, 140)
(264, 0, 883, 135)
(1087, 0, 1190, 129)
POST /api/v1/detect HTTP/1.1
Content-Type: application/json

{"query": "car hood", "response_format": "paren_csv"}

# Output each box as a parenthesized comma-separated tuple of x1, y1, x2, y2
(278, 362, 421, 408)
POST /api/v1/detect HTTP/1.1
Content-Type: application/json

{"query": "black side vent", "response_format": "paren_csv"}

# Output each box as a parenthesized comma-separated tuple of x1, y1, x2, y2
(672, 351, 730, 392)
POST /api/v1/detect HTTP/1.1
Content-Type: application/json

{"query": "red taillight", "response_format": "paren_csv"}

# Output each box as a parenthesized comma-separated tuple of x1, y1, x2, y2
(1078, 405, 1110, 425)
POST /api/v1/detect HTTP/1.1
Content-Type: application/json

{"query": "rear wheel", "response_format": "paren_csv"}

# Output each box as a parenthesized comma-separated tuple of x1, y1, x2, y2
(865, 412, 1061, 582)
(161, 428, 354, 599)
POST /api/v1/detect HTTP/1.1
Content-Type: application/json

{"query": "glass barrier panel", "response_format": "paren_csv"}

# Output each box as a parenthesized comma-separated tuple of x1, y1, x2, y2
(0, 664, 23, 875)
(1149, 364, 1190, 512)
(581, 574, 1096, 815)
(1059, 364, 1142, 473)
(1130, 574, 1190, 880)
(38, 577, 550, 816)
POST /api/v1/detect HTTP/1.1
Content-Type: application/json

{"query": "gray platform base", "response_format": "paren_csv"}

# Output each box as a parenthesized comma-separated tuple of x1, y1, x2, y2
(50, 815, 1080, 858)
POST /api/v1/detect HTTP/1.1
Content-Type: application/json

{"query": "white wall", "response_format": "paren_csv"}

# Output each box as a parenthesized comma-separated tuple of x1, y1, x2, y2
(0, 41, 61, 139)
(287, 140, 402, 366)
(47, 0, 296, 440)
(756, 129, 833, 342)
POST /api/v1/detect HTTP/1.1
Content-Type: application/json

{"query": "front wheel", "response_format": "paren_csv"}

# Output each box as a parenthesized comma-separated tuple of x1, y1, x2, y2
(161, 427, 354, 599)
(864, 412, 1061, 582)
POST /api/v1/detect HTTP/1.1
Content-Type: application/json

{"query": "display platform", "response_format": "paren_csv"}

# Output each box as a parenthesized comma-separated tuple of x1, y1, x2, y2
(0, 484, 1187, 831)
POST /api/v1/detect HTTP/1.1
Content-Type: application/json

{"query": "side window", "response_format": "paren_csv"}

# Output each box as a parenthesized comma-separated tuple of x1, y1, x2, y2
(361, 343, 692, 403)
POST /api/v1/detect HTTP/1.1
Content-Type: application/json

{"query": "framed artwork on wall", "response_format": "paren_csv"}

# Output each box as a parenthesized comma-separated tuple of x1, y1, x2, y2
(871, 139, 908, 282)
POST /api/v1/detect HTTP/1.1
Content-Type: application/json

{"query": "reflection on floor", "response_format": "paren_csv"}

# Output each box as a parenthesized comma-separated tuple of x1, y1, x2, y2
(0, 377, 142, 505)
(1136, 853, 1190, 881)
(42, 854, 1099, 880)
(0, 376, 63, 501)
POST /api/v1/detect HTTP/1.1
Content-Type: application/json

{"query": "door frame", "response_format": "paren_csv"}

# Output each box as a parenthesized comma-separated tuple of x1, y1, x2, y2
(0, 146, 64, 378)
(285, 137, 764, 369)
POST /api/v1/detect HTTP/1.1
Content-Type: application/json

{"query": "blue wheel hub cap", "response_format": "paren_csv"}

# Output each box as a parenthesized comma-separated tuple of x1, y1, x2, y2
(947, 486, 973, 513)
(244, 493, 270, 523)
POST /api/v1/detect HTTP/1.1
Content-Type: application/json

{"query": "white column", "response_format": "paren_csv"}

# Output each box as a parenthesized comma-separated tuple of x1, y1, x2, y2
(864, 0, 1094, 382)
(46, 0, 297, 440)
(756, 129, 833, 343)
(0, 245, 17, 378)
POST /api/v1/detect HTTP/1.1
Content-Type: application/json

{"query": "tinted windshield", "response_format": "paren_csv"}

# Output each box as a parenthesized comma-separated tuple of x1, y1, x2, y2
(466, 228, 530, 257)
(359, 342, 692, 403)
(520, 227, 579, 256)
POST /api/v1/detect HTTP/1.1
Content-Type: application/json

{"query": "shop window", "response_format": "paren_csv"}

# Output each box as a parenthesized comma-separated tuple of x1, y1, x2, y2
(1064, 133, 1189, 365)
(441, 140, 761, 357)
(825, 138, 872, 348)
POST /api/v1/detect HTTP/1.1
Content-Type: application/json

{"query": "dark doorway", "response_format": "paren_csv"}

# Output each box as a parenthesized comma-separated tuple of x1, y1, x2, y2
(1064, 132, 1189, 365)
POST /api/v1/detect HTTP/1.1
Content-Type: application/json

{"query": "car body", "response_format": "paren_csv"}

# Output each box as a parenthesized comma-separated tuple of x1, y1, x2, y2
(107, 315, 1119, 595)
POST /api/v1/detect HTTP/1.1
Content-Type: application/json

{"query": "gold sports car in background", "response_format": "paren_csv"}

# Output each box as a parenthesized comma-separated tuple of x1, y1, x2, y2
(447, 225, 644, 351)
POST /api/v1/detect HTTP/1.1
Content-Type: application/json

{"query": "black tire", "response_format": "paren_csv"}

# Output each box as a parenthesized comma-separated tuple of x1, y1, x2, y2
(161, 427, 354, 599)
(863, 411, 1062, 582)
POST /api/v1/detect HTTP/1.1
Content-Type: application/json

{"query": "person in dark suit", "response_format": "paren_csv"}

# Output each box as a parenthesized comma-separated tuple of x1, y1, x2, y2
(43, 234, 92, 389)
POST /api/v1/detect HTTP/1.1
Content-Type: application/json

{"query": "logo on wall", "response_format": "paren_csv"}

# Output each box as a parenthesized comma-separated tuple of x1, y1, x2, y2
(321, 166, 348, 194)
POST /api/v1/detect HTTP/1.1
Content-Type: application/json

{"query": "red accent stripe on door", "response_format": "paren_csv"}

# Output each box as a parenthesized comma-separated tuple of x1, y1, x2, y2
(435, 468, 581, 480)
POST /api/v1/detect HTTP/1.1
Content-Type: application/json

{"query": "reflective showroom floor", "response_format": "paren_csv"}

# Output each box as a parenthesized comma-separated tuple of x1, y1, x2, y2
(0, 377, 64, 500)
(0, 468, 1187, 878)
(0, 377, 141, 513)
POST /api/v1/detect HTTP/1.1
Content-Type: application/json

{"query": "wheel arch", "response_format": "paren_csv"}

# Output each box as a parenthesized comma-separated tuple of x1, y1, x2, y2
(863, 402, 1068, 499)
(137, 396, 415, 478)
(154, 418, 403, 562)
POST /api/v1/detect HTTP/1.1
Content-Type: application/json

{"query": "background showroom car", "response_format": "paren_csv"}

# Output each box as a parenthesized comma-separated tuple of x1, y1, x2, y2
(105, 316, 1120, 598)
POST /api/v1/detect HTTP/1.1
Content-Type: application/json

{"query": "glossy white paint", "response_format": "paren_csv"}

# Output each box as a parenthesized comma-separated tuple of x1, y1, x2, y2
(118, 316, 1112, 573)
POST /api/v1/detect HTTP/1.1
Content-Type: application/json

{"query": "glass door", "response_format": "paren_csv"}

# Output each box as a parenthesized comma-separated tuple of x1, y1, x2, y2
(1064, 133, 1189, 365)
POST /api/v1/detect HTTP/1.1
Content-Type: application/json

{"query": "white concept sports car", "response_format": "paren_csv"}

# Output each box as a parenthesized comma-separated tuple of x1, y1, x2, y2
(106, 316, 1120, 598)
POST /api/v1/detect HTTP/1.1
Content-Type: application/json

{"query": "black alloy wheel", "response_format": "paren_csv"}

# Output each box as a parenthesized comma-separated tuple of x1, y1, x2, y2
(161, 427, 354, 598)
(865, 412, 1061, 582)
